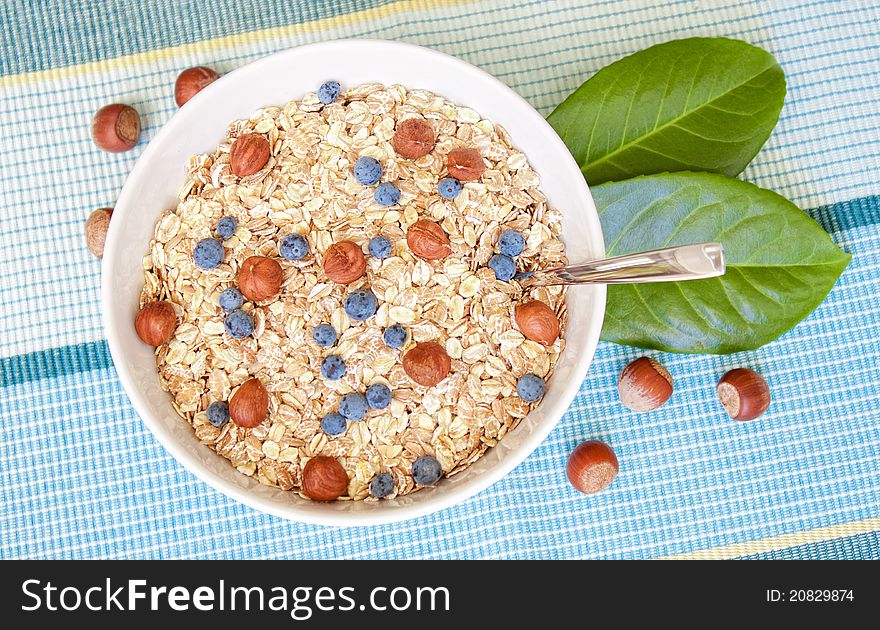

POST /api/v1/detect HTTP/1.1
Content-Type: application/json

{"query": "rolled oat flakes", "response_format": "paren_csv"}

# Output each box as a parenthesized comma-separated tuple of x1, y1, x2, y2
(140, 83, 568, 501)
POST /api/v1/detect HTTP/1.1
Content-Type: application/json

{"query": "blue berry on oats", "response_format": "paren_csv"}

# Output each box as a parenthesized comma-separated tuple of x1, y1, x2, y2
(194, 237, 224, 269)
(320, 355, 346, 380)
(312, 323, 337, 347)
(224, 309, 254, 338)
(280, 233, 309, 260)
(219, 287, 244, 312)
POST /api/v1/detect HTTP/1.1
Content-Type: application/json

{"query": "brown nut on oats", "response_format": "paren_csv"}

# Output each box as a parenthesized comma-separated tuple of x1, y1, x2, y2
(323, 240, 366, 284)
(238, 255, 283, 301)
(230, 133, 270, 177)
(85, 207, 113, 259)
(446, 147, 485, 181)
(135, 301, 177, 346)
(174, 66, 219, 107)
(717, 368, 770, 421)
(392, 118, 436, 159)
(618, 357, 673, 412)
(403, 342, 452, 387)
(92, 104, 140, 153)
(302, 456, 349, 501)
(514, 300, 560, 346)
(229, 378, 269, 428)
(407, 219, 451, 260)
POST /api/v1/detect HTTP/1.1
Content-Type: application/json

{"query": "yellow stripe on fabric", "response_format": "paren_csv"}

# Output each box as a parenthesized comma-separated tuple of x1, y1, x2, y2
(663, 519, 880, 560)
(0, 0, 475, 89)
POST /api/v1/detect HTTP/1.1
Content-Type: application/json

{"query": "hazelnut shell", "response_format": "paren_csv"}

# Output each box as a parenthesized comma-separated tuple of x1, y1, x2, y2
(175, 66, 219, 107)
(238, 256, 283, 301)
(406, 219, 452, 261)
(229, 378, 269, 428)
(323, 240, 366, 284)
(566, 440, 619, 494)
(618, 357, 673, 412)
(392, 118, 436, 159)
(403, 342, 452, 387)
(302, 456, 349, 501)
(446, 148, 485, 181)
(134, 301, 177, 346)
(717, 368, 771, 421)
(92, 104, 140, 153)
(229, 133, 270, 177)
(85, 207, 113, 259)
(514, 300, 560, 346)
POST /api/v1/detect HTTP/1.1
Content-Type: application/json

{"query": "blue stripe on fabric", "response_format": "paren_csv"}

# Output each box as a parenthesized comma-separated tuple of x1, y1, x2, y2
(0, 193, 875, 387)
(0, 340, 112, 387)
(809, 195, 880, 233)
(0, 0, 400, 76)
(737, 530, 880, 560)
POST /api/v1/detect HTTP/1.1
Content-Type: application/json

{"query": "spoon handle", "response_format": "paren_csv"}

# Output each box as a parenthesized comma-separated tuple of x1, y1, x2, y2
(519, 242, 726, 288)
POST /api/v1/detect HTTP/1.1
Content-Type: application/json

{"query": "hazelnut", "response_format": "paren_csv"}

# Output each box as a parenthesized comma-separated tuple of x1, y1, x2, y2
(403, 342, 452, 387)
(229, 378, 269, 428)
(238, 256, 283, 301)
(302, 456, 349, 501)
(446, 147, 485, 181)
(406, 219, 452, 260)
(229, 133, 270, 177)
(566, 440, 619, 494)
(323, 240, 366, 284)
(91, 104, 140, 152)
(85, 207, 113, 259)
(514, 300, 560, 346)
(717, 368, 771, 421)
(174, 66, 219, 106)
(134, 301, 177, 346)
(392, 118, 436, 159)
(618, 357, 673, 412)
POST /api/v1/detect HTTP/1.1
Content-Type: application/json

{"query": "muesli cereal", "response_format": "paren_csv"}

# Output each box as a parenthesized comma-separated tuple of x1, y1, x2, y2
(138, 82, 568, 501)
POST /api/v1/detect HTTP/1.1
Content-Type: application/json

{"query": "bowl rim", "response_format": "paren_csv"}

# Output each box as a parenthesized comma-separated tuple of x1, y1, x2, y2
(103, 39, 606, 526)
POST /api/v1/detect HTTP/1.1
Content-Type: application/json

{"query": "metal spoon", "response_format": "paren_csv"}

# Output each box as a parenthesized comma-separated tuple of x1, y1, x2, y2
(518, 242, 725, 288)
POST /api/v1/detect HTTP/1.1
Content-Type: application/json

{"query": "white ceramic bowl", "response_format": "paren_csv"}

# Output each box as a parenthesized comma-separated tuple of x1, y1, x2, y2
(103, 40, 606, 525)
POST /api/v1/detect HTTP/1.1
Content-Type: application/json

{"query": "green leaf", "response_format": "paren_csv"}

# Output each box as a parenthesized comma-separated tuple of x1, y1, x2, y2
(547, 38, 786, 185)
(595, 172, 851, 354)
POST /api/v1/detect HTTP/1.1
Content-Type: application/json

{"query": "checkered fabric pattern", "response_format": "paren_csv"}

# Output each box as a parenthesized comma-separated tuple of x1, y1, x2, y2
(1, 0, 879, 559)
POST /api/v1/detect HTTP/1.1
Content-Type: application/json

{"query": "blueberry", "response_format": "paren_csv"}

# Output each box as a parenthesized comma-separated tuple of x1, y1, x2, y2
(368, 236, 392, 259)
(224, 309, 254, 338)
(317, 80, 341, 104)
(321, 355, 346, 380)
(320, 412, 347, 436)
(280, 233, 309, 260)
(194, 237, 224, 269)
(488, 253, 516, 281)
(412, 455, 442, 485)
(383, 325, 407, 349)
(374, 182, 401, 206)
(219, 287, 244, 312)
(438, 177, 462, 199)
(312, 323, 337, 347)
(344, 290, 378, 321)
(215, 216, 237, 240)
(498, 229, 525, 257)
(365, 383, 392, 409)
(338, 392, 368, 421)
(206, 401, 229, 428)
(354, 156, 382, 186)
(369, 472, 394, 498)
(516, 373, 546, 402)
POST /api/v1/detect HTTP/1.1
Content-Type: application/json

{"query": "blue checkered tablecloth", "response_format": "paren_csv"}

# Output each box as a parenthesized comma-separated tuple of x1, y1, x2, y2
(1, 0, 879, 559)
